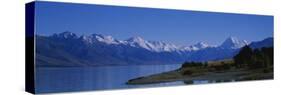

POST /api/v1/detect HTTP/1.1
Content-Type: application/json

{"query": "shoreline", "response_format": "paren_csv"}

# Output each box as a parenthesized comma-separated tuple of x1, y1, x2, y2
(126, 66, 273, 85)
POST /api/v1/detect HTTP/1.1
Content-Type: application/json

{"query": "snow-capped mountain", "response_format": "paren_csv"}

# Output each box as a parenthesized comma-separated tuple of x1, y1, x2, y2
(125, 36, 183, 52)
(193, 42, 209, 49)
(187, 42, 212, 51)
(125, 36, 155, 51)
(36, 32, 273, 66)
(148, 41, 180, 52)
(51, 32, 217, 53)
(79, 34, 184, 52)
(219, 37, 248, 49)
(80, 34, 121, 44)
(52, 31, 78, 39)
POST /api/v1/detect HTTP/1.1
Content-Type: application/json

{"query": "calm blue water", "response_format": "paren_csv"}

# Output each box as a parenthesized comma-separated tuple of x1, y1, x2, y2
(35, 64, 183, 93)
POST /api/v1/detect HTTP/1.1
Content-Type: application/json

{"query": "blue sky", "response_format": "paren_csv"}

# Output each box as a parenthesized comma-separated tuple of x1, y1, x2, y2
(35, 1, 273, 46)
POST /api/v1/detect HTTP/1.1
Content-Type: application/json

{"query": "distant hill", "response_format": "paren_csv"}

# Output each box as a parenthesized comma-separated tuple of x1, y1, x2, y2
(249, 37, 273, 49)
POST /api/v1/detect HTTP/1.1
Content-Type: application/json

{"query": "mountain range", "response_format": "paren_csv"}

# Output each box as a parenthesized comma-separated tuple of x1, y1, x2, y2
(36, 32, 273, 67)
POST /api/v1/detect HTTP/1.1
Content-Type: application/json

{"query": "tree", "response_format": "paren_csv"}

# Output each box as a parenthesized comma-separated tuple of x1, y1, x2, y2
(181, 61, 204, 68)
(234, 45, 273, 69)
(234, 45, 253, 67)
(261, 47, 273, 65)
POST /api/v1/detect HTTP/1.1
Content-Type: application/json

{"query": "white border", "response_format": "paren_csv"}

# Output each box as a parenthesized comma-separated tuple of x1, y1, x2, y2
(0, 0, 280, 95)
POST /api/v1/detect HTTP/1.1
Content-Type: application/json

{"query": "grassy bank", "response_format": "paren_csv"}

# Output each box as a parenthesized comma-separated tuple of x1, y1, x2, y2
(127, 46, 273, 85)
(126, 59, 273, 85)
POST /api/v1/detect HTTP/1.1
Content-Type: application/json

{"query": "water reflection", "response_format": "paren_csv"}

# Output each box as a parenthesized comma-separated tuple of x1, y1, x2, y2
(36, 64, 182, 93)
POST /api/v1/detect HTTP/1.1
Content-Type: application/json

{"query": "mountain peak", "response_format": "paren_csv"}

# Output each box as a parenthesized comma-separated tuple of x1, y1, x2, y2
(90, 33, 104, 37)
(126, 36, 145, 43)
(227, 36, 239, 42)
(193, 42, 209, 48)
(185, 42, 210, 51)
(220, 36, 248, 49)
(53, 31, 78, 39)
(86, 33, 119, 44)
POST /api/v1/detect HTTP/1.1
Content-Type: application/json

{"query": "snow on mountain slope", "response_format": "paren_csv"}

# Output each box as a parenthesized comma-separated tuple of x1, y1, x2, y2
(48, 32, 250, 53)
(79, 34, 120, 44)
(219, 37, 248, 49)
(52, 31, 78, 39)
(126, 36, 153, 50)
(187, 42, 212, 51)
(36, 32, 273, 66)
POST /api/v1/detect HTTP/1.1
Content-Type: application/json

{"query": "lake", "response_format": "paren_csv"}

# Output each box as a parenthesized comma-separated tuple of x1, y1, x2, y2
(35, 64, 184, 93)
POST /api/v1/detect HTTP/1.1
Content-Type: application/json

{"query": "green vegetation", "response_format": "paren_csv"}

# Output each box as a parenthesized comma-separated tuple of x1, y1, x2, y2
(180, 59, 234, 76)
(127, 46, 273, 85)
(180, 46, 273, 75)
(234, 45, 273, 69)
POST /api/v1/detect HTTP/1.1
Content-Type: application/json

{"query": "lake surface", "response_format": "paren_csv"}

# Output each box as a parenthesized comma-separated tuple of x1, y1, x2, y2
(35, 64, 184, 93)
